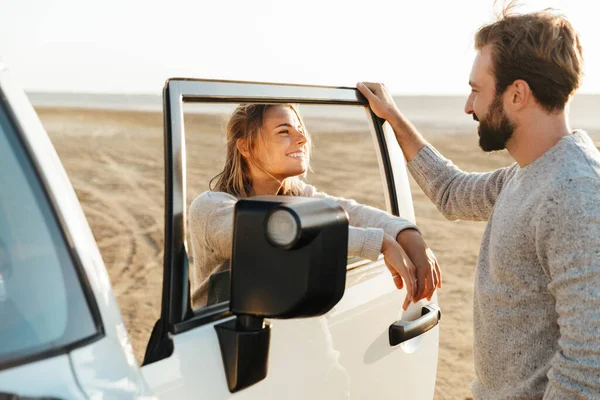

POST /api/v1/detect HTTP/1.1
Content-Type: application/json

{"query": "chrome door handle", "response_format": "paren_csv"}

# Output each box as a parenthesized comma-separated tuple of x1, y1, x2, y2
(389, 304, 441, 346)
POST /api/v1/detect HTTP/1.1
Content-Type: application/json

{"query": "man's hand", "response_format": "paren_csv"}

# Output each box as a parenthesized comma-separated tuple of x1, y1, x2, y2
(357, 81, 428, 161)
(397, 229, 442, 301)
(356, 82, 401, 122)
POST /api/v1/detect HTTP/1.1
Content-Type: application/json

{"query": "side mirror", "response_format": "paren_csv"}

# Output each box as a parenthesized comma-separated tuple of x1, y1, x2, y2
(215, 196, 349, 393)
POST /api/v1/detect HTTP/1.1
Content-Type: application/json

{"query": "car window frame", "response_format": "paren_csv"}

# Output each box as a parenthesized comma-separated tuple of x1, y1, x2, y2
(0, 87, 104, 372)
(162, 79, 400, 335)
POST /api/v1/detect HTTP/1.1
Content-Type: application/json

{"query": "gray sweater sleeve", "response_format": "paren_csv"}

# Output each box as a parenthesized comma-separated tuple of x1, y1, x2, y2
(408, 144, 518, 221)
(536, 177, 600, 399)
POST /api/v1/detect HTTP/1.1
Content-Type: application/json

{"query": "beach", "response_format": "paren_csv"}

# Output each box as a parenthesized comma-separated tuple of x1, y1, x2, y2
(37, 105, 600, 400)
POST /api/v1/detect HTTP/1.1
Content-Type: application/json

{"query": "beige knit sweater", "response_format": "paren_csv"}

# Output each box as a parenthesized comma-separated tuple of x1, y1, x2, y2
(408, 131, 600, 399)
(188, 182, 418, 308)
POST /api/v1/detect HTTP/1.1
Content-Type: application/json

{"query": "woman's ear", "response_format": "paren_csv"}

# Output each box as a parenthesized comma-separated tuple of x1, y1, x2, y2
(236, 138, 250, 158)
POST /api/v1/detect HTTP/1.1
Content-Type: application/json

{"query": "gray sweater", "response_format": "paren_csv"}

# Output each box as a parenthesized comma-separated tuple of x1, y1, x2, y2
(408, 131, 600, 399)
(188, 182, 418, 308)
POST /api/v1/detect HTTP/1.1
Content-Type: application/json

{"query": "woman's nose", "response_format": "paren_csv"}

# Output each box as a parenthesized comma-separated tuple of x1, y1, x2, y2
(296, 131, 308, 145)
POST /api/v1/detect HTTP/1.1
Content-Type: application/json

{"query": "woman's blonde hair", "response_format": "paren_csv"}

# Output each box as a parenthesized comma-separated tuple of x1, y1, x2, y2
(209, 104, 311, 198)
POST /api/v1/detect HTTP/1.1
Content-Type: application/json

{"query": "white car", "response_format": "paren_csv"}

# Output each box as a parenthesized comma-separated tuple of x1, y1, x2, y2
(0, 66, 440, 399)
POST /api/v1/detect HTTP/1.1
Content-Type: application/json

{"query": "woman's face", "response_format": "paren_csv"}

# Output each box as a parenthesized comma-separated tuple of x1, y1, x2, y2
(252, 105, 308, 180)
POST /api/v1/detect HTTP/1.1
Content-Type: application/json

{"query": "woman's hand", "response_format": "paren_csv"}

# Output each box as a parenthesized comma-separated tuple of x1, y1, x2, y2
(397, 229, 442, 302)
(381, 234, 417, 310)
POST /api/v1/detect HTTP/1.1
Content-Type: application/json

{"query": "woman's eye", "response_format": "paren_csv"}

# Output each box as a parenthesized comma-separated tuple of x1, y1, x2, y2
(279, 130, 289, 135)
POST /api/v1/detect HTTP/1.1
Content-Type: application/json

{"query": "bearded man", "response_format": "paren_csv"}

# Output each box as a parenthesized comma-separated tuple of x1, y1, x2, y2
(358, 6, 600, 400)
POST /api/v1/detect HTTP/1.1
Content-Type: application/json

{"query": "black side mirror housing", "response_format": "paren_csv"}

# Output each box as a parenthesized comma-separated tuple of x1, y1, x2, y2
(215, 196, 349, 393)
(231, 196, 348, 318)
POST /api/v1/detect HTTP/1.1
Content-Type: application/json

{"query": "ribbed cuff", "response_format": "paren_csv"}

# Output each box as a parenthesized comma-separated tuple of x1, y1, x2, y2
(360, 228, 384, 261)
(387, 222, 420, 241)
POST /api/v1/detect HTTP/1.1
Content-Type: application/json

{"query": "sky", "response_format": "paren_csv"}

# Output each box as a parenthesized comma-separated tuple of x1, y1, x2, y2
(0, 0, 598, 95)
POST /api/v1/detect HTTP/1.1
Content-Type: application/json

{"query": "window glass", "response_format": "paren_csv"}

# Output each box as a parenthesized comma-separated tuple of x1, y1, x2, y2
(0, 103, 97, 363)
(184, 103, 388, 311)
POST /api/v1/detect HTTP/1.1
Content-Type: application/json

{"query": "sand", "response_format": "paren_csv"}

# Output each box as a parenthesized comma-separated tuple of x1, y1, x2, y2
(36, 106, 599, 399)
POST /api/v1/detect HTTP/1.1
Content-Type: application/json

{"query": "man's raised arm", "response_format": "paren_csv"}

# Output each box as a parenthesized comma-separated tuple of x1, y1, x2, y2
(357, 81, 515, 222)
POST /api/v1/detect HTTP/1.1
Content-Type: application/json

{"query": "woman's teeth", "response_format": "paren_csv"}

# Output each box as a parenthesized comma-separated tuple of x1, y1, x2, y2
(288, 152, 304, 158)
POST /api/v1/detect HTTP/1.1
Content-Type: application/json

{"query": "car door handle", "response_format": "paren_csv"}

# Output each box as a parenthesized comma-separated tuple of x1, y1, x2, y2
(389, 304, 441, 346)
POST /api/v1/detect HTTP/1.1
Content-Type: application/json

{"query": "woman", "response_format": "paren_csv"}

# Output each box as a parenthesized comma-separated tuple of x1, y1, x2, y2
(189, 104, 441, 310)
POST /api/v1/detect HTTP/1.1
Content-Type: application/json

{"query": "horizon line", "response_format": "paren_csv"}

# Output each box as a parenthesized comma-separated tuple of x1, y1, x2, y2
(24, 90, 600, 97)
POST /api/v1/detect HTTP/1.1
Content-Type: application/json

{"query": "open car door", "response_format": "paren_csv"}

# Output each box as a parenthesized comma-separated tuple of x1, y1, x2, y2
(141, 79, 440, 399)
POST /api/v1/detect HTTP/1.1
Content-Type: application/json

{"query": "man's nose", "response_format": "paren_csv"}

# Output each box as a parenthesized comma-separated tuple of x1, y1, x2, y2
(465, 94, 474, 115)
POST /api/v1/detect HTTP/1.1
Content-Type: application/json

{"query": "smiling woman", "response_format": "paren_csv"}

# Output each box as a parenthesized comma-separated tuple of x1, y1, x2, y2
(209, 104, 310, 198)
(183, 102, 441, 311)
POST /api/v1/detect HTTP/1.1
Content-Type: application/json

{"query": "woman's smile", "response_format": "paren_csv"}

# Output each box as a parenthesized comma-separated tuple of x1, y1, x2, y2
(287, 150, 305, 160)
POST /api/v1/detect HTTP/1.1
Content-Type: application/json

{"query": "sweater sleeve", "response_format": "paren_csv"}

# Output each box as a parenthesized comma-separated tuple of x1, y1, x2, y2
(302, 184, 419, 240)
(188, 191, 238, 308)
(189, 190, 385, 263)
(347, 226, 384, 262)
(408, 144, 518, 221)
(188, 191, 236, 261)
(536, 177, 600, 399)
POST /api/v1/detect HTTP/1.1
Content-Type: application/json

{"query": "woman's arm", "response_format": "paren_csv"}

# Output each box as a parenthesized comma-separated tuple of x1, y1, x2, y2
(302, 184, 418, 239)
(189, 191, 390, 262)
(189, 191, 237, 261)
(188, 191, 238, 308)
(189, 190, 420, 309)
(302, 184, 441, 300)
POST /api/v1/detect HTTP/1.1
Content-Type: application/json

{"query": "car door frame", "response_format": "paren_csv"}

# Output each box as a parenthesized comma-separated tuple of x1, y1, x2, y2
(150, 78, 405, 361)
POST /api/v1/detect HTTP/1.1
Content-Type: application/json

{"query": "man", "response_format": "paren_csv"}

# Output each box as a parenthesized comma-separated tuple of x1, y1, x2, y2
(357, 6, 600, 400)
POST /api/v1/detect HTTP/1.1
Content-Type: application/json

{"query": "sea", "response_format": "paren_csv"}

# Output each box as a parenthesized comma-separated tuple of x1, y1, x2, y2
(26, 92, 600, 132)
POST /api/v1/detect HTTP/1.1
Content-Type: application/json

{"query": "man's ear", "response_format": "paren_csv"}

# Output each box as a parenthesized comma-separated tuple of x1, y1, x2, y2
(236, 138, 250, 158)
(510, 79, 531, 111)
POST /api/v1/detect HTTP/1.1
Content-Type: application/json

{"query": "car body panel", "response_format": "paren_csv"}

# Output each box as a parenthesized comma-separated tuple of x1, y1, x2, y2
(143, 263, 438, 399)
(0, 66, 153, 398)
(0, 355, 86, 399)
(68, 328, 155, 399)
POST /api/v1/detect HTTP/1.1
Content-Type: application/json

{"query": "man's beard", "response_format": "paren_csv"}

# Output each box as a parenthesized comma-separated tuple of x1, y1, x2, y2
(474, 95, 516, 152)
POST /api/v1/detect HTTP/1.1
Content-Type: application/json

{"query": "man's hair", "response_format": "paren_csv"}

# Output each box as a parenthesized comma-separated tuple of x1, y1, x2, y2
(475, 2, 584, 112)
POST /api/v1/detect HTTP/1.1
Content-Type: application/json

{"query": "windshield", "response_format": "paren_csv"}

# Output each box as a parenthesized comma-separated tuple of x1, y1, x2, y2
(0, 100, 97, 365)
